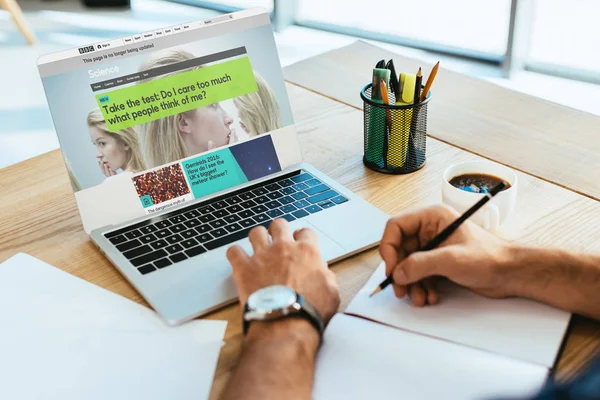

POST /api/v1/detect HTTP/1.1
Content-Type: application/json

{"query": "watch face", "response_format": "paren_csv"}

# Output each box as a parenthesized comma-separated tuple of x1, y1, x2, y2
(248, 285, 296, 312)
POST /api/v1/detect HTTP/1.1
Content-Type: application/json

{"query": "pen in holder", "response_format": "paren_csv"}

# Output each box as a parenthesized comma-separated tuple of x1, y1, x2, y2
(361, 83, 430, 174)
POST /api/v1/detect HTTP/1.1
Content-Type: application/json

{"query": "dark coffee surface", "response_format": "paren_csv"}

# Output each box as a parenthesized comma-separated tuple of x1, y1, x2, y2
(449, 173, 510, 194)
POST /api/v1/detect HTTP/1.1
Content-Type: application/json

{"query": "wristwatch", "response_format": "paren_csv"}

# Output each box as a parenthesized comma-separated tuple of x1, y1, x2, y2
(243, 285, 324, 337)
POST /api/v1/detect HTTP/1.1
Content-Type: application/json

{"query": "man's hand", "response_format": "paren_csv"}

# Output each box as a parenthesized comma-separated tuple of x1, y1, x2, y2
(380, 204, 516, 306)
(223, 219, 340, 400)
(226, 218, 340, 325)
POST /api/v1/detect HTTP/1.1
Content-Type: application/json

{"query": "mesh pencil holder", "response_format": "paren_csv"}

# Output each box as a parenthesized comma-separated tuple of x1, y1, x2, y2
(360, 83, 430, 174)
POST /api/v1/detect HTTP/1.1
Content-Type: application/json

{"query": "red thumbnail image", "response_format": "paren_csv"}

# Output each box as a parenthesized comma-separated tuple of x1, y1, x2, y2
(133, 163, 190, 205)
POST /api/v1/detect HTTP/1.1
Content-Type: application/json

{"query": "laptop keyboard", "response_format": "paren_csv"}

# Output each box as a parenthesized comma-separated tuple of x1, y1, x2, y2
(104, 170, 348, 275)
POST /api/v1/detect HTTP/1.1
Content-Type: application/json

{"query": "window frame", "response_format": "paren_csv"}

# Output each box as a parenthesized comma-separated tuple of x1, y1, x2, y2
(169, 0, 600, 84)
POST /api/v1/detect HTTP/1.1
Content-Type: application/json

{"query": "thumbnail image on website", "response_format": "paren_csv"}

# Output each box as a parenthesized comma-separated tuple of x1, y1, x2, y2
(40, 18, 296, 219)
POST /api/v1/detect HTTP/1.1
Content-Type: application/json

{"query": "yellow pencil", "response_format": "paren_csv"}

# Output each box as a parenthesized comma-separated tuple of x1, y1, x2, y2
(420, 61, 439, 102)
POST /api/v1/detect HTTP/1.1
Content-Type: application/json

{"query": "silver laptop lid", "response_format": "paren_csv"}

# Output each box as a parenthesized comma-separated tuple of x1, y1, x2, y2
(37, 8, 302, 234)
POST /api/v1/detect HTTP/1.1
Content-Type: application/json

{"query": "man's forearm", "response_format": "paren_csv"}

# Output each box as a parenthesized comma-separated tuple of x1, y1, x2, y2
(222, 318, 320, 400)
(505, 245, 600, 320)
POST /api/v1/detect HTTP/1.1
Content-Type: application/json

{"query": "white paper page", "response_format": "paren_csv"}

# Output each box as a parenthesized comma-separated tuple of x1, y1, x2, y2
(0, 253, 221, 341)
(0, 254, 227, 400)
(314, 314, 548, 400)
(0, 329, 223, 400)
(346, 262, 570, 367)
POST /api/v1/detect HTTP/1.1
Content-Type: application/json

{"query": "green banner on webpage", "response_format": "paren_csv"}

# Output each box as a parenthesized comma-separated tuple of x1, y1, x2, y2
(96, 56, 257, 131)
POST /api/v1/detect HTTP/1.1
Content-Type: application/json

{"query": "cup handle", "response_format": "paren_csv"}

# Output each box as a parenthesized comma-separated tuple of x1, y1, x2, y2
(483, 204, 500, 232)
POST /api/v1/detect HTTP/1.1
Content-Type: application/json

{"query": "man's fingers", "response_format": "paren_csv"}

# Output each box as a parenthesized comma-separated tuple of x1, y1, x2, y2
(422, 278, 439, 305)
(380, 212, 427, 274)
(380, 219, 403, 274)
(384, 237, 421, 277)
(248, 225, 270, 251)
(269, 219, 292, 242)
(381, 205, 461, 275)
(402, 237, 421, 258)
(408, 283, 427, 307)
(293, 227, 318, 245)
(392, 284, 407, 299)
(392, 247, 458, 285)
(391, 281, 436, 304)
(226, 245, 250, 267)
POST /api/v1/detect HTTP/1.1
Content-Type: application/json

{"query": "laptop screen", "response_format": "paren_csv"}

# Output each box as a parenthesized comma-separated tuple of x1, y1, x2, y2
(38, 8, 302, 234)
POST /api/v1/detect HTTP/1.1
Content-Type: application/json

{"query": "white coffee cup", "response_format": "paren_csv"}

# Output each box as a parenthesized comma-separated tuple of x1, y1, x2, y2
(442, 161, 518, 231)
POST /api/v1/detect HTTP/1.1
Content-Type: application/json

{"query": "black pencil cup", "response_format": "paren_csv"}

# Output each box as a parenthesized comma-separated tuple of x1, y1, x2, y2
(360, 83, 430, 174)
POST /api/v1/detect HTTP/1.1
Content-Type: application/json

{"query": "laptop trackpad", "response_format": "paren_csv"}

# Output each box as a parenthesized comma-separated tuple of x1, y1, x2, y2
(288, 219, 346, 263)
(236, 219, 346, 263)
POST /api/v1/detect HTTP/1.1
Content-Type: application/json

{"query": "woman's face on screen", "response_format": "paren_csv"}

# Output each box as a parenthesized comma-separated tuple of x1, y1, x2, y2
(89, 127, 129, 172)
(178, 102, 234, 155)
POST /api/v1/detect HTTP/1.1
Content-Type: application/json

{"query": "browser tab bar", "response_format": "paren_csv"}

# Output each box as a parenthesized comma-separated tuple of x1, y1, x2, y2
(182, 21, 202, 31)
(141, 31, 155, 40)
(37, 8, 270, 67)
(96, 38, 125, 51)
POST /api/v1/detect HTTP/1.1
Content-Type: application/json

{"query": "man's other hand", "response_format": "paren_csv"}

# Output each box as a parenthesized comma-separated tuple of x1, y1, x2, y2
(380, 204, 517, 306)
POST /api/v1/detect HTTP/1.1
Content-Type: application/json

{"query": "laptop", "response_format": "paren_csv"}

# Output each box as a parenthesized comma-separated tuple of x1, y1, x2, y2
(37, 8, 388, 325)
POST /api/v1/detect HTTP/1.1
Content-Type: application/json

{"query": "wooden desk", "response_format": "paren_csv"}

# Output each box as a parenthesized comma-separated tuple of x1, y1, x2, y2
(285, 41, 600, 201)
(1, 42, 600, 399)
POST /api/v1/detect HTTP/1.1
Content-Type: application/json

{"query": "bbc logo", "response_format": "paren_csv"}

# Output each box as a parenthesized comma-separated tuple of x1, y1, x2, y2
(78, 45, 95, 54)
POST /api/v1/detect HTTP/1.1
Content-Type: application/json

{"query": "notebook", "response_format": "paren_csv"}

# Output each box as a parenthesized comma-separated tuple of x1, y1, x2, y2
(0, 254, 227, 400)
(314, 262, 571, 400)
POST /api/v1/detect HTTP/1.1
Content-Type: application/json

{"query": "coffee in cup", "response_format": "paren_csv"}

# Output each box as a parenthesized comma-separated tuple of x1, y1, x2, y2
(449, 173, 511, 194)
(442, 161, 517, 232)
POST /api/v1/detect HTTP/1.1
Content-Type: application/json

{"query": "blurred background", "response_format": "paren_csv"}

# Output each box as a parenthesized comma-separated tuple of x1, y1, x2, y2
(1, 0, 599, 168)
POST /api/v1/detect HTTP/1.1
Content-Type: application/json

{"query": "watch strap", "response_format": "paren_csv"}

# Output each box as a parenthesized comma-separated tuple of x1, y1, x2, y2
(243, 301, 250, 335)
(296, 294, 324, 335)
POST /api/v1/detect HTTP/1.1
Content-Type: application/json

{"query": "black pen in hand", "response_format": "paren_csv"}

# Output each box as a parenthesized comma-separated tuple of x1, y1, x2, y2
(370, 181, 507, 297)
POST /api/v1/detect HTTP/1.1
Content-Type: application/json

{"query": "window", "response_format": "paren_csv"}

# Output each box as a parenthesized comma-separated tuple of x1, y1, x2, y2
(173, 0, 600, 84)
(527, 0, 600, 76)
(296, 0, 512, 59)
(171, 0, 273, 13)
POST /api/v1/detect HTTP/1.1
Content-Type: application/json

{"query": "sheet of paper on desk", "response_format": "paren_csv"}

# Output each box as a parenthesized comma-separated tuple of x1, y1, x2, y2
(346, 262, 570, 367)
(0, 253, 227, 400)
(314, 314, 548, 400)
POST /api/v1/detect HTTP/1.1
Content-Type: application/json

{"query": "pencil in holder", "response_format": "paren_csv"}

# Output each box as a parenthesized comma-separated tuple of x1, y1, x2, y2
(361, 83, 430, 174)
